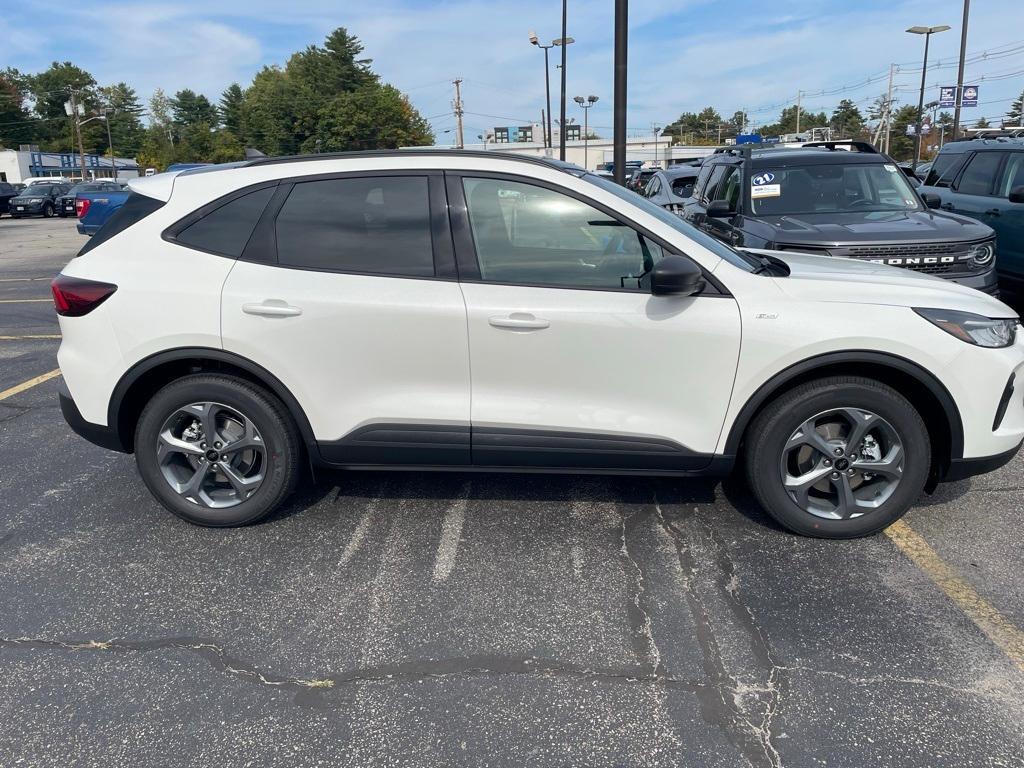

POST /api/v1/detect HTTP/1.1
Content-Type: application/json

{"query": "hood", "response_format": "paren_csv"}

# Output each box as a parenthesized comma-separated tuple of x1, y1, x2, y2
(744, 248, 1016, 318)
(757, 209, 993, 246)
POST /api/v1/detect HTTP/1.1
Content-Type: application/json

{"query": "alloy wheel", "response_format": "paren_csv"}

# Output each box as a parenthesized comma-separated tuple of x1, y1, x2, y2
(779, 407, 904, 520)
(156, 401, 266, 509)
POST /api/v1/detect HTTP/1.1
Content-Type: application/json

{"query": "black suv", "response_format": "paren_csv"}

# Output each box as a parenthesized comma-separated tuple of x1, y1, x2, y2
(681, 141, 998, 294)
(919, 133, 1024, 296)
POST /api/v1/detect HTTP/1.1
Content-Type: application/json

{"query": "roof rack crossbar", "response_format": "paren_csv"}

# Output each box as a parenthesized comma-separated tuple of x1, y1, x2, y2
(801, 140, 878, 153)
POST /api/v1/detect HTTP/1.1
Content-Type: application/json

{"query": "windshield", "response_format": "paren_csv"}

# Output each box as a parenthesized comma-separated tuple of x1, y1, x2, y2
(583, 173, 758, 271)
(68, 183, 104, 195)
(748, 162, 921, 216)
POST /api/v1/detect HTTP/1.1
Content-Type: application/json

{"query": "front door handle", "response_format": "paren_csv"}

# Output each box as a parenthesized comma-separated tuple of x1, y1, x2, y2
(940, 202, 955, 211)
(242, 300, 303, 318)
(984, 208, 1001, 216)
(488, 312, 550, 331)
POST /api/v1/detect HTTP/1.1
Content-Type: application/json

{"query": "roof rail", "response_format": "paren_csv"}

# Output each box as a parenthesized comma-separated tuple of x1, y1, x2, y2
(712, 145, 753, 159)
(242, 148, 582, 172)
(802, 140, 878, 153)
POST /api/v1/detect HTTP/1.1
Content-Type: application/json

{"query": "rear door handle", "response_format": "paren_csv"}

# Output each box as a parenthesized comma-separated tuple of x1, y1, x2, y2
(940, 203, 955, 211)
(242, 300, 303, 317)
(488, 312, 550, 330)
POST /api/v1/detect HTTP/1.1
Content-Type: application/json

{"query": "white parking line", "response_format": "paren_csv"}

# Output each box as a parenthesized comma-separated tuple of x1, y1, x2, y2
(340, 506, 377, 565)
(432, 485, 470, 583)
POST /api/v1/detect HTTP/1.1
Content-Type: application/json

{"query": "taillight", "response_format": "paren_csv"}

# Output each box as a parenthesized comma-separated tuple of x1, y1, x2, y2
(75, 198, 91, 218)
(51, 275, 117, 317)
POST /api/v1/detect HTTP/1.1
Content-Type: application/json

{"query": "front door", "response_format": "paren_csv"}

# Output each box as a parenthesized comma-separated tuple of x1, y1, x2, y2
(451, 174, 742, 471)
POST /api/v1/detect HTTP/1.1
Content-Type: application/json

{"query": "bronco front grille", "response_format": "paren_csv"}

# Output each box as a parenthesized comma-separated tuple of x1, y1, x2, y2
(834, 242, 979, 274)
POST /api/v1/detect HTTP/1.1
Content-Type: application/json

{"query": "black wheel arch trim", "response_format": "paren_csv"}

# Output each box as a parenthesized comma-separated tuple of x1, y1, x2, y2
(108, 347, 319, 457)
(724, 350, 965, 461)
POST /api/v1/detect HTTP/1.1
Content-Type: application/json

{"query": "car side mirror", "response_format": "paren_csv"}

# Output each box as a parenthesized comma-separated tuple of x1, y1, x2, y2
(921, 193, 941, 209)
(651, 255, 705, 297)
(1010, 186, 1024, 205)
(706, 200, 733, 218)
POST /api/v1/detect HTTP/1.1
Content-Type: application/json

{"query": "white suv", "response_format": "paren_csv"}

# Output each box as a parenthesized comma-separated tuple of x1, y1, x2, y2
(53, 151, 1024, 537)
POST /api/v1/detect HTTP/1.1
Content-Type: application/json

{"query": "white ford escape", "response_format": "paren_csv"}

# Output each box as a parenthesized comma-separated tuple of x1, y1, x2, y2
(53, 151, 1024, 537)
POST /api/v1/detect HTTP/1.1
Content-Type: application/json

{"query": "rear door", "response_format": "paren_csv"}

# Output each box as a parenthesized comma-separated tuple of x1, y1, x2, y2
(219, 172, 471, 465)
(991, 151, 1024, 288)
(945, 150, 1007, 224)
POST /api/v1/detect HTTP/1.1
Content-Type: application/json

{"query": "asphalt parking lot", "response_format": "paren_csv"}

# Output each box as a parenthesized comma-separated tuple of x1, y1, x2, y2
(1, 215, 1023, 767)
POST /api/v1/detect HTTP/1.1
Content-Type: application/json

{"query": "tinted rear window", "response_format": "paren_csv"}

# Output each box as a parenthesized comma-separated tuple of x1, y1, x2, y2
(77, 193, 165, 257)
(924, 152, 967, 188)
(174, 186, 275, 257)
(275, 176, 434, 276)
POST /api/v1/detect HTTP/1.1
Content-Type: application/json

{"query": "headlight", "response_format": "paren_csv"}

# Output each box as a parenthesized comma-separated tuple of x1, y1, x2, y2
(914, 308, 1018, 348)
(968, 241, 995, 266)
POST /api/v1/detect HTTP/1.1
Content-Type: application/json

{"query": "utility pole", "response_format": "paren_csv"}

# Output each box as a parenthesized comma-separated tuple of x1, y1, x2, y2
(452, 79, 465, 150)
(952, 0, 970, 140)
(67, 90, 88, 181)
(559, 0, 568, 161)
(883, 63, 895, 153)
(613, 0, 627, 185)
(529, 32, 555, 148)
(795, 90, 803, 135)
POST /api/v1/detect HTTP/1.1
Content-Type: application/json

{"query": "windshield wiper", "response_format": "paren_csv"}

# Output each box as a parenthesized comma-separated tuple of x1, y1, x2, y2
(751, 255, 775, 275)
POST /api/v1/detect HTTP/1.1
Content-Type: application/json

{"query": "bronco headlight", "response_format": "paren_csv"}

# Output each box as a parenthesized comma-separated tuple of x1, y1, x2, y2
(968, 241, 995, 266)
(914, 308, 1017, 348)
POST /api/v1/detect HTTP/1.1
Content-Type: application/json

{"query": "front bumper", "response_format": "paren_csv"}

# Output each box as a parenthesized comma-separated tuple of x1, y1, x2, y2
(58, 380, 126, 453)
(948, 267, 999, 295)
(944, 439, 1023, 482)
(10, 201, 45, 215)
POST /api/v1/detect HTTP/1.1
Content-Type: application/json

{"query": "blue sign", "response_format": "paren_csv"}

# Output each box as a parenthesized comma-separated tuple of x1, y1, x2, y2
(763, 136, 781, 144)
(736, 134, 762, 145)
(963, 85, 979, 107)
(939, 86, 956, 108)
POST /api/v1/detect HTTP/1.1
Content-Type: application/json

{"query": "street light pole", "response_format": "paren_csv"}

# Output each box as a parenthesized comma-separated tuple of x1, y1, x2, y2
(558, 0, 569, 161)
(952, 0, 970, 140)
(907, 25, 951, 171)
(613, 0, 627, 186)
(529, 32, 555, 148)
(574, 95, 598, 169)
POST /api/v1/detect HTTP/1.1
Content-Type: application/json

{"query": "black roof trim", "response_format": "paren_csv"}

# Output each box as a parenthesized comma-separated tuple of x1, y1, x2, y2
(243, 148, 584, 174)
(802, 140, 878, 153)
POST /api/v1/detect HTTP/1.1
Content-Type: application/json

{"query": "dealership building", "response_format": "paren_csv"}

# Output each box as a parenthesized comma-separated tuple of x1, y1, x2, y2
(0, 148, 140, 184)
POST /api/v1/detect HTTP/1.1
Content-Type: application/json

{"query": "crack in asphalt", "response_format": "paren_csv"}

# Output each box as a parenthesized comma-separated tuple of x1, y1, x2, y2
(620, 507, 665, 679)
(0, 636, 710, 711)
(653, 495, 787, 768)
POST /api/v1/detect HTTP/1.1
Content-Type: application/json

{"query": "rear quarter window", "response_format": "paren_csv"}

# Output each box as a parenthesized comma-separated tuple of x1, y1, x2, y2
(171, 186, 276, 257)
(77, 193, 165, 257)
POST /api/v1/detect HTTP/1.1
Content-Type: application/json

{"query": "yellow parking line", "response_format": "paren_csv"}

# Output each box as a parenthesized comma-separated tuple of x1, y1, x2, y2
(886, 519, 1024, 671)
(0, 335, 61, 340)
(0, 369, 62, 403)
(0, 299, 52, 304)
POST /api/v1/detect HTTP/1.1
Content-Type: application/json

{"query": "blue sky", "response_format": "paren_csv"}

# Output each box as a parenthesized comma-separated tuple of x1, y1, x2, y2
(4, 0, 1023, 138)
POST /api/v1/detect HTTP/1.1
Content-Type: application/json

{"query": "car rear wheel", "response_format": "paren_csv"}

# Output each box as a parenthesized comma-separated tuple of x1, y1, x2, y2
(42, 203, 54, 218)
(134, 374, 301, 526)
(744, 376, 930, 538)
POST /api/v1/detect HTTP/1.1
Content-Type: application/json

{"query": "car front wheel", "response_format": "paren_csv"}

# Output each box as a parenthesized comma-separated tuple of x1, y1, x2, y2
(134, 374, 300, 526)
(744, 376, 930, 538)
(42, 203, 54, 218)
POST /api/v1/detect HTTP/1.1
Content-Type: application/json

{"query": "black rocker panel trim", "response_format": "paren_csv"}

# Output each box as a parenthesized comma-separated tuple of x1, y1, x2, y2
(318, 423, 471, 466)
(318, 424, 713, 472)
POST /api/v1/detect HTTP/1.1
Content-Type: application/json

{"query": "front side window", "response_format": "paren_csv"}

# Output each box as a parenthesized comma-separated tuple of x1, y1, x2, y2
(644, 176, 662, 198)
(748, 163, 921, 215)
(924, 153, 967, 188)
(462, 177, 664, 290)
(701, 166, 728, 204)
(715, 167, 742, 210)
(956, 152, 1005, 196)
(275, 176, 434, 276)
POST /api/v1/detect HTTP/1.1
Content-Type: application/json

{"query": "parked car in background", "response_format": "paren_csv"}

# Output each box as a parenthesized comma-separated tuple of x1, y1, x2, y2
(642, 166, 701, 212)
(57, 181, 122, 218)
(681, 141, 999, 294)
(24, 177, 71, 187)
(627, 167, 658, 193)
(920, 136, 1024, 297)
(0, 181, 20, 217)
(76, 187, 132, 235)
(8, 183, 70, 218)
(53, 150, 1023, 538)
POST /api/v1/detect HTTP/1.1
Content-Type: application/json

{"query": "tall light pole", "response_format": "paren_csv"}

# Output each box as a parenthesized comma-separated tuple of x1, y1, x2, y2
(529, 31, 555, 149)
(907, 25, 951, 170)
(952, 0, 970, 140)
(652, 125, 662, 167)
(556, 0, 570, 161)
(574, 95, 598, 169)
(613, 0, 627, 185)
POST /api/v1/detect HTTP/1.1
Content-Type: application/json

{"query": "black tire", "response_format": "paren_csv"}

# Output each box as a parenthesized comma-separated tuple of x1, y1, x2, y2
(42, 203, 54, 218)
(134, 374, 301, 527)
(744, 376, 930, 539)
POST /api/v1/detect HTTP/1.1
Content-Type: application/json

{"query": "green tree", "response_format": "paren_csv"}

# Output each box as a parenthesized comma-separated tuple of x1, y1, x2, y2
(830, 99, 864, 137)
(241, 66, 299, 155)
(0, 69, 35, 147)
(761, 104, 828, 136)
(888, 104, 921, 160)
(98, 82, 145, 158)
(219, 83, 244, 138)
(314, 83, 432, 151)
(171, 89, 219, 130)
(28, 61, 100, 151)
(974, 116, 990, 129)
(1008, 89, 1024, 127)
